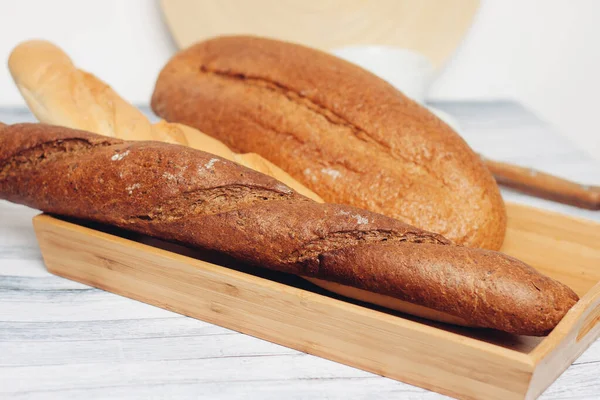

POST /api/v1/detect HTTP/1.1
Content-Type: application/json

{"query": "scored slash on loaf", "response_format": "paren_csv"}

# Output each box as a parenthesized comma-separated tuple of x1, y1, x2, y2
(0, 122, 578, 336)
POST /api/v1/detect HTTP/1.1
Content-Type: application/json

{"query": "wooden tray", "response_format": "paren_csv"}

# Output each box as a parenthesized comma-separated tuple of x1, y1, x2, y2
(33, 202, 600, 400)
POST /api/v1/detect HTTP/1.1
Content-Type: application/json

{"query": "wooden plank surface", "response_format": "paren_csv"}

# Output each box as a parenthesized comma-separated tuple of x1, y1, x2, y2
(1, 102, 599, 399)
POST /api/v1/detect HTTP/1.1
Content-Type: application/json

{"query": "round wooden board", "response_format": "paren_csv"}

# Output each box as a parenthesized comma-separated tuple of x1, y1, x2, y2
(159, 0, 479, 69)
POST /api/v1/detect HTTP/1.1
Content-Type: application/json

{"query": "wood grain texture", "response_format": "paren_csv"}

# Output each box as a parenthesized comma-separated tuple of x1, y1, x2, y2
(159, 0, 480, 69)
(1, 102, 599, 399)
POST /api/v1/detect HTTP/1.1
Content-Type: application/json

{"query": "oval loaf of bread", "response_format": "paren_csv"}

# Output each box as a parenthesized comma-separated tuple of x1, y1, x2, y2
(151, 35, 507, 250)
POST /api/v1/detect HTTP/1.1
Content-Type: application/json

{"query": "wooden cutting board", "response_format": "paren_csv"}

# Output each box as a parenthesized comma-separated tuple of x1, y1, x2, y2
(159, 0, 480, 69)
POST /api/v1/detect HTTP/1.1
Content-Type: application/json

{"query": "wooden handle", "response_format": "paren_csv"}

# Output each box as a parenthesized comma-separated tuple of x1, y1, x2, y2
(482, 157, 600, 210)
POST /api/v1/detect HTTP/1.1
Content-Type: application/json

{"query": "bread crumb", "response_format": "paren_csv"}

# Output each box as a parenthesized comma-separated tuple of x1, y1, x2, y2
(126, 183, 141, 195)
(204, 158, 220, 170)
(111, 150, 130, 161)
(164, 165, 188, 181)
(163, 172, 177, 181)
(321, 167, 341, 180)
(338, 209, 368, 224)
(353, 214, 369, 225)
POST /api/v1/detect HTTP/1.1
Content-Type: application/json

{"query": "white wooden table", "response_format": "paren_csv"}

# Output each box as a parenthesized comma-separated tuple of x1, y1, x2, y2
(1, 102, 598, 400)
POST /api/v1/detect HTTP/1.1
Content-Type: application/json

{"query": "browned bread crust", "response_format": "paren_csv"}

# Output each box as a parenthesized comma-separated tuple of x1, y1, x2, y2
(7, 40, 322, 202)
(0, 123, 577, 335)
(151, 35, 507, 250)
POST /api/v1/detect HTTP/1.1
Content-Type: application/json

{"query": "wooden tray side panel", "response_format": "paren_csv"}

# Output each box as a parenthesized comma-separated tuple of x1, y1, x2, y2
(525, 282, 600, 399)
(503, 204, 600, 296)
(34, 215, 533, 400)
(499, 204, 600, 398)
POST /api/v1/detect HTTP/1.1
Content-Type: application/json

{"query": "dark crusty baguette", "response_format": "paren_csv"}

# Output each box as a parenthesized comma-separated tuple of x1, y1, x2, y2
(151, 35, 507, 250)
(0, 123, 578, 336)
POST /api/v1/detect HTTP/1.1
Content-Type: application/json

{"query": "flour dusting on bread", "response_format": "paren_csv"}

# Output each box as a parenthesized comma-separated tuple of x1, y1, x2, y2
(111, 149, 130, 161)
